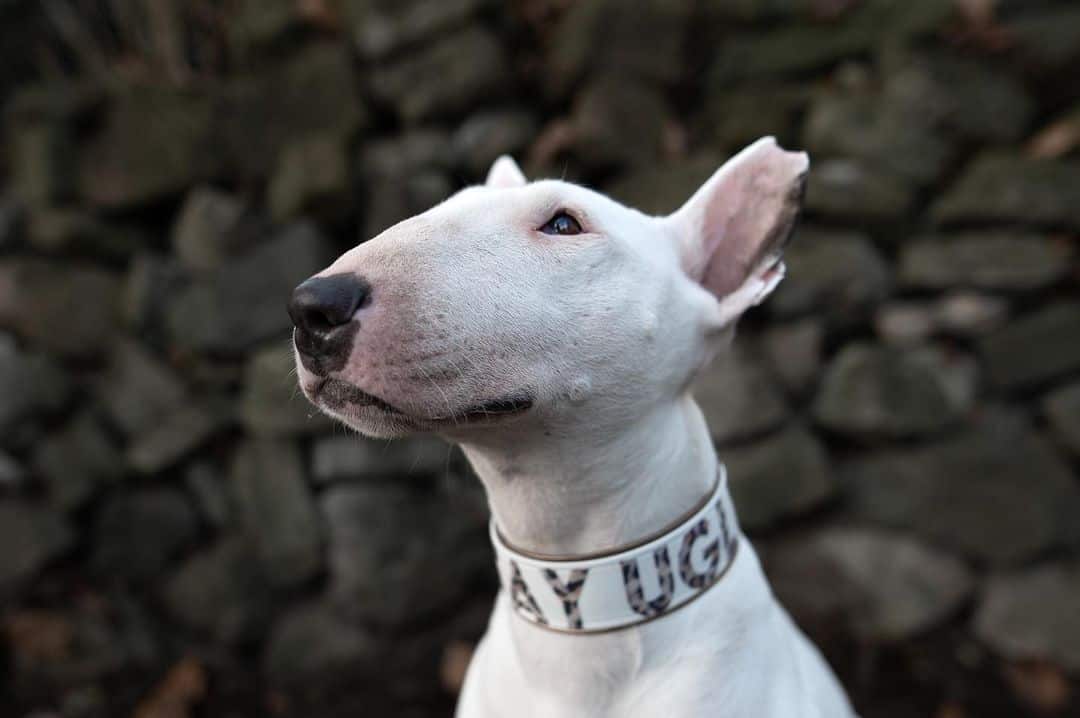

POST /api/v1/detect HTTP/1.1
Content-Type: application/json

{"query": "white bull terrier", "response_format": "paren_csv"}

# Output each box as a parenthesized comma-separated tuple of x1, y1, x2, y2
(289, 137, 856, 717)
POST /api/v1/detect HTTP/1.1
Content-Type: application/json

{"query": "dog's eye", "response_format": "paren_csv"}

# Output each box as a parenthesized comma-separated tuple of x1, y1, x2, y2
(539, 212, 583, 236)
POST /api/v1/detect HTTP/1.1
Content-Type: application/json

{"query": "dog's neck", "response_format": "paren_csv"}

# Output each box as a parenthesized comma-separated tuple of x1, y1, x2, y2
(457, 393, 719, 556)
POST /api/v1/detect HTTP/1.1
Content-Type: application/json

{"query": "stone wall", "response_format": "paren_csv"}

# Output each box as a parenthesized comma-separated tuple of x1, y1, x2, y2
(1, 1, 1079, 716)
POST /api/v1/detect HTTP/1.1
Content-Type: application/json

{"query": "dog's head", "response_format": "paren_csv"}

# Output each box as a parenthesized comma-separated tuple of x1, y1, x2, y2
(290, 137, 808, 440)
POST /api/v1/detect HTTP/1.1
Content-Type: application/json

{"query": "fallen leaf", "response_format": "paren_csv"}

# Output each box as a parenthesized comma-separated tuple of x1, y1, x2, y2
(4, 611, 73, 663)
(297, 0, 339, 30)
(133, 656, 207, 718)
(936, 701, 966, 718)
(950, 0, 1013, 51)
(439, 640, 475, 695)
(954, 0, 996, 27)
(1003, 660, 1071, 714)
(1028, 111, 1080, 159)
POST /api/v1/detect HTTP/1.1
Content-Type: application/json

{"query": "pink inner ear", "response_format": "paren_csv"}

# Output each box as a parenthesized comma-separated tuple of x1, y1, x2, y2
(685, 139, 808, 299)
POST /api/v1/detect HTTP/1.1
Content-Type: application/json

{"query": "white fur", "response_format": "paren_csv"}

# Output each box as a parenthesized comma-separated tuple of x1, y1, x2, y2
(293, 138, 856, 717)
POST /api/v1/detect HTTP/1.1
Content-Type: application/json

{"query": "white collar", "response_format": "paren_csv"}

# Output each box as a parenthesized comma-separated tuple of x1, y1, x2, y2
(490, 464, 740, 634)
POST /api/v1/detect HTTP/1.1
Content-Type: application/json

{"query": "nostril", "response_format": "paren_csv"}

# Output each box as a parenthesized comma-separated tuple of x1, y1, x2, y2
(288, 273, 371, 339)
(301, 306, 335, 333)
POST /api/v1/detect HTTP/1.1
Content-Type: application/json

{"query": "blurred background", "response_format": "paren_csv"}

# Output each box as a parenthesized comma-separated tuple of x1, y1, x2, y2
(0, 0, 1079, 716)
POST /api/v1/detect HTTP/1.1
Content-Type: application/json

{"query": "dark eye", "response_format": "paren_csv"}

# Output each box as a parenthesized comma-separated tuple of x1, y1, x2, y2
(539, 211, 583, 235)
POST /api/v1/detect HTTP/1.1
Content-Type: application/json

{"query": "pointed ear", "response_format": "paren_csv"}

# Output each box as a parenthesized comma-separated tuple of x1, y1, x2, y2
(667, 137, 808, 321)
(485, 155, 528, 188)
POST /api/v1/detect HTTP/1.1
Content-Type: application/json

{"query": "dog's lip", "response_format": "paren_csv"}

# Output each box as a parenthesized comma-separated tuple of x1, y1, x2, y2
(315, 378, 403, 414)
(312, 378, 533, 425)
(439, 394, 534, 422)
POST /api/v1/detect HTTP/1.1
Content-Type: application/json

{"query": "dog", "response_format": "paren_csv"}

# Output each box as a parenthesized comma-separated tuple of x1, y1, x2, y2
(289, 137, 856, 717)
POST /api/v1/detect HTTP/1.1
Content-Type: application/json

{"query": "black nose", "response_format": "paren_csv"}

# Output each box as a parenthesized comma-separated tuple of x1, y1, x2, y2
(288, 273, 370, 342)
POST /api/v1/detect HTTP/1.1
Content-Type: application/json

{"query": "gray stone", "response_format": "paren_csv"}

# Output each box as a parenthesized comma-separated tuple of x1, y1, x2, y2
(933, 291, 1010, 337)
(91, 489, 198, 581)
(1007, 6, 1080, 74)
(978, 301, 1080, 390)
(841, 412, 1080, 564)
(0, 259, 121, 358)
(231, 440, 323, 588)
(813, 343, 959, 439)
(899, 233, 1072, 291)
(711, 26, 867, 82)
(219, 44, 369, 179)
(1044, 382, 1080, 458)
(605, 155, 721, 216)
(184, 461, 232, 528)
(883, 52, 1035, 143)
(4, 80, 104, 126)
(545, 0, 692, 96)
(359, 132, 454, 237)
(166, 222, 335, 354)
(227, 0, 312, 57)
(268, 134, 352, 222)
(241, 344, 334, 436)
(263, 600, 381, 683)
(803, 94, 954, 186)
(974, 563, 1080, 671)
(170, 186, 250, 273)
(8, 121, 76, 207)
(32, 412, 124, 512)
(908, 345, 979, 417)
(699, 0, 827, 22)
(571, 78, 669, 171)
(768, 528, 973, 642)
(712, 1, 951, 82)
(126, 399, 234, 474)
(0, 195, 23, 251)
(701, 85, 809, 153)
(934, 153, 1080, 230)
(0, 501, 72, 591)
(875, 295, 1009, 346)
(25, 208, 143, 259)
(0, 351, 73, 450)
(770, 227, 891, 323)
(873, 300, 936, 347)
(123, 252, 187, 333)
(761, 317, 823, 396)
(162, 537, 273, 645)
(371, 26, 509, 123)
(804, 159, 915, 220)
(452, 110, 539, 180)
(726, 425, 834, 531)
(0, 450, 24, 487)
(693, 344, 789, 444)
(321, 482, 489, 628)
(97, 340, 188, 438)
(361, 130, 454, 177)
(311, 435, 451, 485)
(78, 86, 217, 208)
(344, 0, 490, 59)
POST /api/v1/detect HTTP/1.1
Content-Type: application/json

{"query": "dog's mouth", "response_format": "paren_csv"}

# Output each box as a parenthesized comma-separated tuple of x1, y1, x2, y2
(312, 378, 533, 426)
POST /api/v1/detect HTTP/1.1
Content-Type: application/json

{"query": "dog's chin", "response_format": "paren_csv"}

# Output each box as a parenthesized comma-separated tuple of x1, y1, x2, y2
(307, 377, 534, 438)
